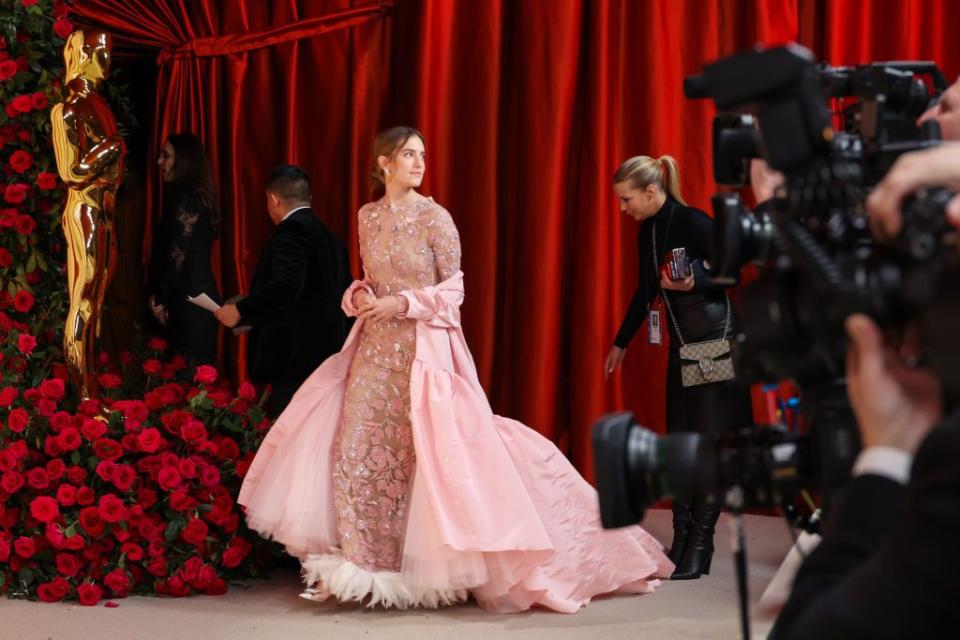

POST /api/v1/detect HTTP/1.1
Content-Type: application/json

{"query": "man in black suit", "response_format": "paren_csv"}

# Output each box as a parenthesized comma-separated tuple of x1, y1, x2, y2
(216, 165, 351, 416)
(770, 142, 960, 638)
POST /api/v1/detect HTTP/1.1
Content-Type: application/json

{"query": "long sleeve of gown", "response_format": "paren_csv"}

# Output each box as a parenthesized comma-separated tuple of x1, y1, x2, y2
(398, 208, 464, 328)
(154, 196, 201, 308)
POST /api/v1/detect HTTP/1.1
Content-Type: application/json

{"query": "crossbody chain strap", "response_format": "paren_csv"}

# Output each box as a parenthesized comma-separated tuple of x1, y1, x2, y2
(652, 220, 730, 348)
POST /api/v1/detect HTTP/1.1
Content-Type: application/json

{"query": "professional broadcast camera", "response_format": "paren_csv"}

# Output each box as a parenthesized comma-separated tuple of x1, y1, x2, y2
(593, 44, 960, 533)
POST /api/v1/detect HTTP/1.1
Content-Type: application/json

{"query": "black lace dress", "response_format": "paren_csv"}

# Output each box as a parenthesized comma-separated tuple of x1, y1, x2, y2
(148, 187, 221, 364)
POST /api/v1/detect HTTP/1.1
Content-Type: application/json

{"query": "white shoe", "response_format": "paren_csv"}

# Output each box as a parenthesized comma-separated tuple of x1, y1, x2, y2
(299, 583, 332, 602)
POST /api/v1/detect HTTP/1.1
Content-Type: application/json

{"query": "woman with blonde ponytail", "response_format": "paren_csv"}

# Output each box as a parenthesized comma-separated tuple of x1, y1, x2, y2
(605, 154, 747, 581)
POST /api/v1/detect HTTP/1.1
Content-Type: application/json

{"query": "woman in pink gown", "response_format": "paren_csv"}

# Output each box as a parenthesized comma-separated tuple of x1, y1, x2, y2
(237, 127, 673, 612)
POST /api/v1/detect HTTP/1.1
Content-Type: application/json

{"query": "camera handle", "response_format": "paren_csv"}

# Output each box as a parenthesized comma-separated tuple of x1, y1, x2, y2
(726, 486, 751, 640)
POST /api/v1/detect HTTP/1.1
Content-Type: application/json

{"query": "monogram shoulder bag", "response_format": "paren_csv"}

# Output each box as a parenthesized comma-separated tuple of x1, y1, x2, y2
(652, 221, 736, 388)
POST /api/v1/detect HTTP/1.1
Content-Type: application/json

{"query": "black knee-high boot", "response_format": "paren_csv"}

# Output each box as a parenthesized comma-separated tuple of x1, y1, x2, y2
(671, 497, 721, 580)
(667, 498, 693, 565)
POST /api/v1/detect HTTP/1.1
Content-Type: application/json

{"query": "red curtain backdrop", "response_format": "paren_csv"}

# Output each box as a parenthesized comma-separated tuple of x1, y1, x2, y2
(69, 0, 952, 478)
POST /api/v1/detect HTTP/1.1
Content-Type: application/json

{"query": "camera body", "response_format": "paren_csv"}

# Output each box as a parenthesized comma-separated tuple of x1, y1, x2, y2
(594, 44, 960, 528)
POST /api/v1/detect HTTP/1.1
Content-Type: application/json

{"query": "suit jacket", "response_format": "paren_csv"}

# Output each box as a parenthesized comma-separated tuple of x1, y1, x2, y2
(770, 412, 960, 639)
(237, 207, 351, 384)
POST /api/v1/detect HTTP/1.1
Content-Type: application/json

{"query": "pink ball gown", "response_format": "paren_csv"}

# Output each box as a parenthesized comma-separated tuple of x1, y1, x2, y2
(237, 197, 673, 612)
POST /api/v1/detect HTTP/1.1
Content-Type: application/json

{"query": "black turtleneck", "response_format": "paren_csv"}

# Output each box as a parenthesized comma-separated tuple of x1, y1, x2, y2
(614, 196, 736, 349)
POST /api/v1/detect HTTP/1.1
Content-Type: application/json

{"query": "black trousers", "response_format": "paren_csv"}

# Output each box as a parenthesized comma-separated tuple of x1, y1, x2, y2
(268, 378, 304, 419)
(665, 349, 749, 437)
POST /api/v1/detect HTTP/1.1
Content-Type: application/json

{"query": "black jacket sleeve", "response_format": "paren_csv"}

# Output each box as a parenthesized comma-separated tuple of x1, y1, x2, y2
(236, 225, 309, 325)
(770, 417, 960, 639)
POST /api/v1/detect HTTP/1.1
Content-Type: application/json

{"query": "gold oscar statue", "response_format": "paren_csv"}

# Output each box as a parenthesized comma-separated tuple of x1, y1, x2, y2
(51, 31, 125, 401)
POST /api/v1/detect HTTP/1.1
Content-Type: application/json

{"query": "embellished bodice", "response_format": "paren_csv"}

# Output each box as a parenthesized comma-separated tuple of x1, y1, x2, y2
(357, 197, 461, 297)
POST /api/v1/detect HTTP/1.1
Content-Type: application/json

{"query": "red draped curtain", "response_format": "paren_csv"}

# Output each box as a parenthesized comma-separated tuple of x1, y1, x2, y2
(69, 0, 953, 479)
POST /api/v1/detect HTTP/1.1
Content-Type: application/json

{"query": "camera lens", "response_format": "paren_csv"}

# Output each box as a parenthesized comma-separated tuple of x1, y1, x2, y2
(592, 412, 701, 528)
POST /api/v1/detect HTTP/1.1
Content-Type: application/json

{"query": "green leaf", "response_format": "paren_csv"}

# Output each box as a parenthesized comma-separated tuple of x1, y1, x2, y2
(17, 567, 34, 587)
(63, 522, 78, 537)
(164, 520, 182, 543)
(70, 450, 80, 465)
(25, 253, 36, 273)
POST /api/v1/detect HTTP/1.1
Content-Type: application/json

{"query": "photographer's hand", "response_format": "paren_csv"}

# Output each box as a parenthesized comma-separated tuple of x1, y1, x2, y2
(845, 314, 942, 454)
(866, 144, 960, 239)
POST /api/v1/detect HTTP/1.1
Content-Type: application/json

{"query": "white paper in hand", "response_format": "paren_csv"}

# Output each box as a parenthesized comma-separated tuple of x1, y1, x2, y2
(186, 293, 221, 313)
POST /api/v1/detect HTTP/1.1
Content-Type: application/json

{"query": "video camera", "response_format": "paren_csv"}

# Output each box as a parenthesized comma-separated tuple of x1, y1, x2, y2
(593, 44, 960, 531)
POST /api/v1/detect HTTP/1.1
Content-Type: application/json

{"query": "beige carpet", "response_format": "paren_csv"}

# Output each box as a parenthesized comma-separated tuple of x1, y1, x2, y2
(1, 510, 795, 640)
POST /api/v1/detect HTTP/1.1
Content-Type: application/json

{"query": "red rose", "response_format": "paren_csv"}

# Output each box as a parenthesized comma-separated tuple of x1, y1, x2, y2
(237, 381, 257, 401)
(30, 496, 59, 524)
(36, 172, 57, 190)
(13, 289, 33, 312)
(8, 407, 28, 432)
(57, 427, 82, 451)
(80, 418, 106, 441)
(166, 575, 190, 597)
(93, 438, 123, 461)
(179, 556, 204, 584)
(26, 467, 50, 490)
(180, 420, 207, 445)
(15, 214, 36, 235)
(20, 0, 40, 7)
(0, 208, 17, 228)
(205, 577, 228, 596)
(0, 248, 12, 268)
(16, 332, 36, 354)
(78, 506, 105, 537)
(197, 564, 219, 590)
(218, 438, 240, 460)
(39, 378, 65, 400)
(98, 373, 121, 389)
(30, 92, 47, 110)
(147, 556, 168, 577)
(77, 582, 102, 606)
(54, 17, 74, 40)
(168, 490, 197, 512)
(2, 470, 23, 493)
(222, 538, 252, 568)
(46, 458, 66, 480)
(95, 460, 116, 482)
(56, 484, 77, 506)
(0, 450, 15, 472)
(198, 465, 220, 487)
(4, 183, 28, 204)
(63, 535, 85, 551)
(157, 466, 181, 491)
(112, 464, 136, 492)
(181, 517, 208, 544)
(76, 485, 96, 506)
(13, 536, 36, 558)
(104, 568, 131, 597)
(136, 428, 162, 453)
(123, 400, 149, 423)
(135, 487, 158, 510)
(0, 538, 9, 563)
(0, 387, 17, 407)
(37, 577, 71, 603)
(10, 95, 31, 114)
(78, 399, 102, 416)
(0, 60, 16, 81)
(193, 365, 218, 385)
(98, 494, 128, 523)
(36, 398, 56, 417)
(8, 150, 32, 173)
(56, 552, 83, 577)
(177, 458, 196, 478)
(147, 337, 168, 351)
(142, 358, 162, 375)
(65, 465, 87, 485)
(120, 542, 143, 562)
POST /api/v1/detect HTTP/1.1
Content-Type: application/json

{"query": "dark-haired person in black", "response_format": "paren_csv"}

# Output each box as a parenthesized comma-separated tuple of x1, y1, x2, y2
(215, 165, 351, 417)
(147, 132, 221, 364)
(604, 154, 748, 580)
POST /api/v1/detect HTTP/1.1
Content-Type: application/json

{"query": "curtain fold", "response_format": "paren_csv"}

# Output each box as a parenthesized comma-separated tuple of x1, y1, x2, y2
(69, 0, 952, 478)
